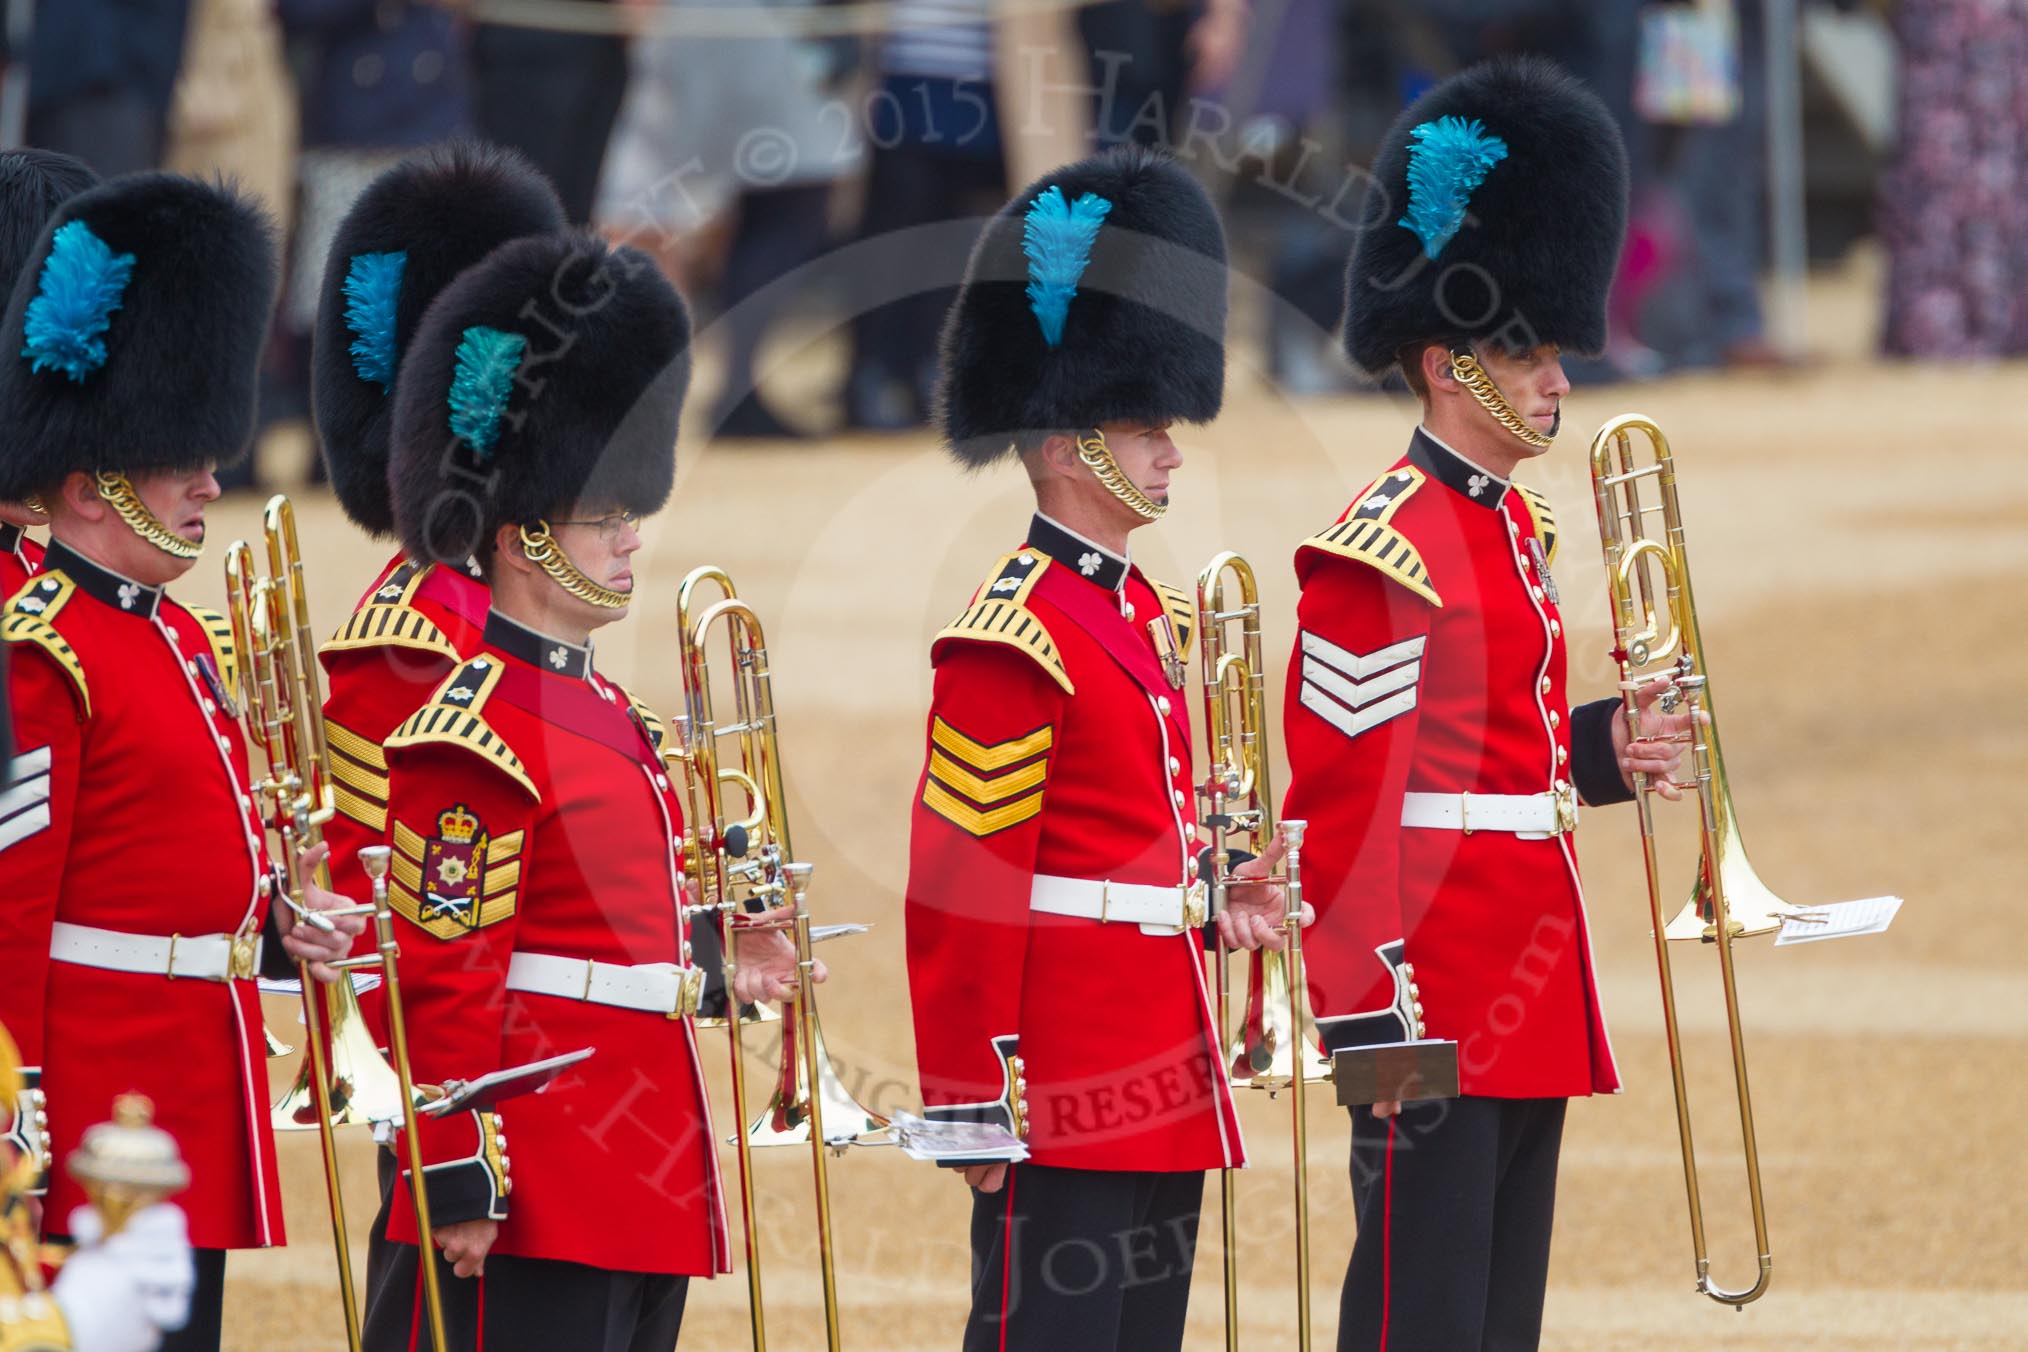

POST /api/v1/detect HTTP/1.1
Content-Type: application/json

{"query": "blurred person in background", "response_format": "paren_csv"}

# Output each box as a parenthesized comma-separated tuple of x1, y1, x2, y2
(1627, 0, 1783, 371)
(598, 0, 862, 440)
(840, 0, 1008, 431)
(268, 0, 471, 446)
(1878, 0, 2028, 357)
(165, 0, 299, 234)
(1076, 0, 1247, 149)
(470, 0, 630, 223)
(12, 0, 192, 177)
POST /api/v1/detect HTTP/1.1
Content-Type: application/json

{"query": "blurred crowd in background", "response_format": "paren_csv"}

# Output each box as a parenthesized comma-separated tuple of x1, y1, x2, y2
(3, 0, 2025, 472)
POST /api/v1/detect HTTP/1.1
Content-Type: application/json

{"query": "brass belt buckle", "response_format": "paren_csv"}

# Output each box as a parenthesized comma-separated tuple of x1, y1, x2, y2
(1554, 786, 1578, 835)
(673, 966, 705, 1019)
(1181, 882, 1207, 931)
(228, 931, 258, 982)
(1099, 880, 1112, 925)
(1459, 790, 1472, 836)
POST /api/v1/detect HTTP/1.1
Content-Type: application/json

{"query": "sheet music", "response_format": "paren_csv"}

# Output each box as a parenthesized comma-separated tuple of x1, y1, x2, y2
(1774, 895, 1903, 946)
(891, 1112, 1030, 1164)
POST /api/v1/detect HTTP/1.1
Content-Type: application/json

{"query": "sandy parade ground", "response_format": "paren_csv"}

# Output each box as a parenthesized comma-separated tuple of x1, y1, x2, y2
(172, 261, 2028, 1350)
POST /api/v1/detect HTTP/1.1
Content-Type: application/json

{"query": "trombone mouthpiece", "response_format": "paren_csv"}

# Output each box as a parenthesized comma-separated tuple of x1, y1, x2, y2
(359, 845, 392, 881)
(1277, 819, 1308, 849)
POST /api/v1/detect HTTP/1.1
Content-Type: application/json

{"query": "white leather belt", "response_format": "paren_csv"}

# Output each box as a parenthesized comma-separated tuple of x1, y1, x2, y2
(505, 952, 705, 1018)
(1400, 789, 1577, 838)
(49, 921, 261, 983)
(1028, 874, 1206, 935)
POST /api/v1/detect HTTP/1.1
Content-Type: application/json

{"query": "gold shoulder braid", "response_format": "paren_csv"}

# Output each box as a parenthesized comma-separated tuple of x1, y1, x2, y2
(1449, 348, 1553, 450)
(932, 551, 1074, 694)
(1076, 429, 1166, 521)
(519, 521, 629, 609)
(387, 657, 539, 800)
(1299, 467, 1441, 606)
(96, 471, 202, 560)
(3, 573, 90, 715)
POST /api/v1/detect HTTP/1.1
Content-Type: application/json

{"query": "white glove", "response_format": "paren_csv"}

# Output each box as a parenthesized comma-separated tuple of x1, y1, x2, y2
(53, 1203, 195, 1352)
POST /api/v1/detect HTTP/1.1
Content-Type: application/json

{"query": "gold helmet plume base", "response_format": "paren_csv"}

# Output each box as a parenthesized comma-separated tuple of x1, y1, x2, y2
(1449, 346, 1554, 450)
(519, 522, 631, 609)
(96, 472, 203, 560)
(1076, 429, 1167, 521)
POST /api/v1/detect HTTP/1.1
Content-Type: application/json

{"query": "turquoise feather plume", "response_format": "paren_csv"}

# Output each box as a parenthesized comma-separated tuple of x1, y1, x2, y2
(1022, 185, 1112, 348)
(1398, 116, 1509, 260)
(343, 250, 406, 391)
(447, 326, 525, 459)
(21, 220, 136, 383)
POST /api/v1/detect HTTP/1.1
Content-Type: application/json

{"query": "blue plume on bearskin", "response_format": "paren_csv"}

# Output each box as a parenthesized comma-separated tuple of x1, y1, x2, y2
(1398, 117, 1509, 261)
(447, 325, 524, 458)
(20, 220, 134, 384)
(343, 250, 405, 391)
(1022, 186, 1112, 348)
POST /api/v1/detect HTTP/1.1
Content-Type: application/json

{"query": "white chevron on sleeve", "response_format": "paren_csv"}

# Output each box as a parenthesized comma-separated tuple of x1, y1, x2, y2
(1301, 629, 1426, 680)
(1296, 631, 1424, 740)
(0, 745, 52, 852)
(1302, 653, 1419, 711)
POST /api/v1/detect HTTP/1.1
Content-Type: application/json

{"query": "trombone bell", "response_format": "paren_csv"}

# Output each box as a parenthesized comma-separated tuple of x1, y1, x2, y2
(1663, 784, 1823, 942)
(747, 1010, 891, 1151)
(1228, 949, 1332, 1093)
(271, 991, 417, 1130)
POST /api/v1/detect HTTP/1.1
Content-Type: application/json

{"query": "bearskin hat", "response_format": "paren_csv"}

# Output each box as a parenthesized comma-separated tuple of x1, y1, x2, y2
(1341, 57, 1628, 378)
(0, 150, 99, 303)
(0, 173, 279, 500)
(389, 232, 692, 566)
(312, 141, 565, 537)
(936, 146, 1227, 466)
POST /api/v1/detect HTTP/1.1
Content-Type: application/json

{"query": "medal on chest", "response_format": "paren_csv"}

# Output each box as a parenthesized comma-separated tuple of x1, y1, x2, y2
(1148, 613, 1187, 690)
(1527, 537, 1560, 606)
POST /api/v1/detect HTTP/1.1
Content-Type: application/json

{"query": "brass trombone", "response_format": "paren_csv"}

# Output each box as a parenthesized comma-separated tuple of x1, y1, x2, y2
(1590, 415, 1817, 1307)
(1195, 552, 1322, 1351)
(669, 566, 888, 1352)
(224, 496, 429, 1350)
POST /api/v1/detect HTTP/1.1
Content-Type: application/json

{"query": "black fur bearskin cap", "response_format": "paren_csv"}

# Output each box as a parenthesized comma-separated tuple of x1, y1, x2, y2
(1341, 57, 1628, 378)
(312, 141, 566, 538)
(389, 231, 693, 566)
(936, 146, 1227, 467)
(0, 172, 279, 500)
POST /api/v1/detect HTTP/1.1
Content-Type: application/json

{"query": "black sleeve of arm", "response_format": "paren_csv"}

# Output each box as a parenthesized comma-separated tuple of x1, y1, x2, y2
(1570, 698, 1634, 808)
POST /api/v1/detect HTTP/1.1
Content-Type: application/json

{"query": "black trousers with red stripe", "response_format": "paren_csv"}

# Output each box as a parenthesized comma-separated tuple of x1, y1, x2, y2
(963, 1164, 1204, 1352)
(1338, 1097, 1567, 1352)
(360, 1142, 688, 1352)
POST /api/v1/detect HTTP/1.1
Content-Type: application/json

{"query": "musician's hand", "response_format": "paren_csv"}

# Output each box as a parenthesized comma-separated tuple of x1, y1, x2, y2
(275, 842, 367, 982)
(730, 923, 826, 1006)
(435, 1218, 498, 1279)
(1214, 835, 1314, 952)
(960, 1163, 1008, 1194)
(1615, 679, 1708, 801)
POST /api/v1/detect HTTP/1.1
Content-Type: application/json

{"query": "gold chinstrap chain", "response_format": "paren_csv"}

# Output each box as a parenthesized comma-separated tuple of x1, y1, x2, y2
(96, 471, 202, 559)
(1075, 429, 1167, 521)
(518, 522, 631, 609)
(1449, 348, 1554, 449)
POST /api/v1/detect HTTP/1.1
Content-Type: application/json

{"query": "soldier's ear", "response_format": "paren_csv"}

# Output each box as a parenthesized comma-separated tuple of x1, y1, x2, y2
(58, 471, 102, 521)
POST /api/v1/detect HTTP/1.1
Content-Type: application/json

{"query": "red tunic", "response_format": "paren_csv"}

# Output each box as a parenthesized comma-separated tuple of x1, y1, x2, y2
(0, 542, 285, 1248)
(377, 612, 728, 1277)
(316, 551, 488, 1039)
(905, 515, 1245, 1173)
(1, 522, 43, 598)
(1283, 430, 1622, 1099)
